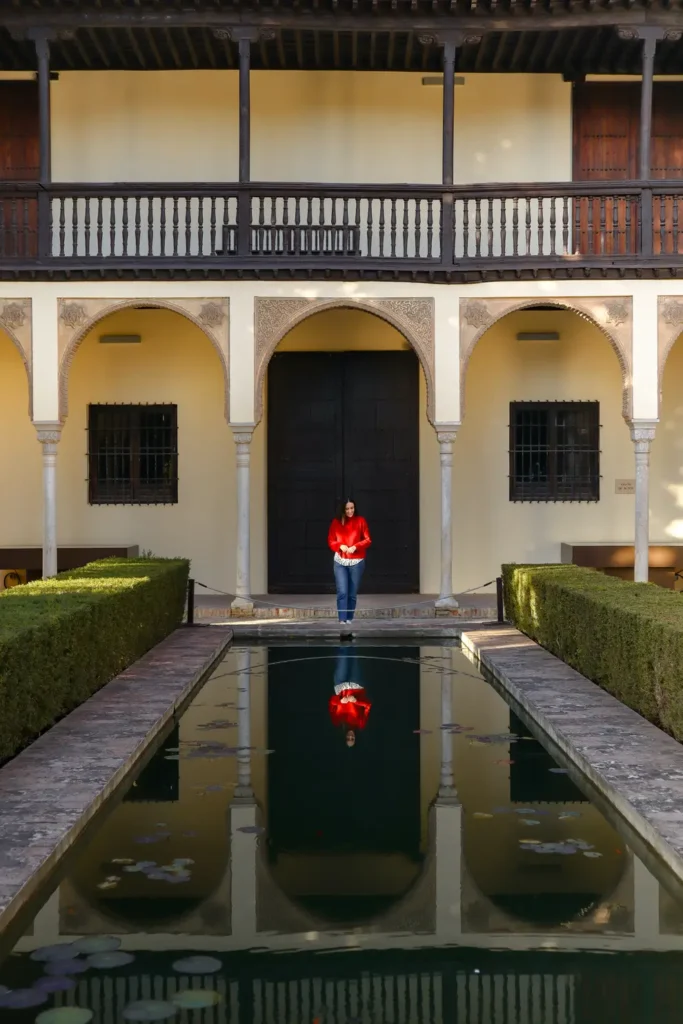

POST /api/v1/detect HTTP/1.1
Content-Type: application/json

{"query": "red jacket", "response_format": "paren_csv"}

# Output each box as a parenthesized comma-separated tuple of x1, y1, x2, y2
(328, 516, 371, 558)
(329, 688, 372, 730)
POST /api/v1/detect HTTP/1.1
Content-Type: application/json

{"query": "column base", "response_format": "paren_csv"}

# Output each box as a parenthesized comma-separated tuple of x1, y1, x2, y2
(435, 595, 459, 610)
(233, 786, 255, 802)
(231, 595, 254, 615)
(436, 786, 461, 806)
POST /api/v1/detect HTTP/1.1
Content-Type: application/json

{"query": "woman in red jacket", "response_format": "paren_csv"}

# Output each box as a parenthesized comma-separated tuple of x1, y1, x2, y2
(329, 644, 371, 747)
(327, 499, 371, 625)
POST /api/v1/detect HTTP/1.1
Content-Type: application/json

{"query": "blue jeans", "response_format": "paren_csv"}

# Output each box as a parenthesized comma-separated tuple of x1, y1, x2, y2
(333, 559, 365, 622)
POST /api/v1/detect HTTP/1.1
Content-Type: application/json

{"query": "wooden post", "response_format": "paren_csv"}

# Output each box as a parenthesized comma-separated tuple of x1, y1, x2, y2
(442, 39, 456, 187)
(34, 32, 51, 259)
(237, 33, 253, 257)
(638, 30, 663, 182)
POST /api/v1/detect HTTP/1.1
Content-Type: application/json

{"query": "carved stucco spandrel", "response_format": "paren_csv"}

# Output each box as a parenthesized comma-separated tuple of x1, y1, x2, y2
(459, 296, 633, 420)
(253, 296, 435, 424)
(57, 297, 230, 422)
(657, 298, 683, 405)
(0, 299, 32, 416)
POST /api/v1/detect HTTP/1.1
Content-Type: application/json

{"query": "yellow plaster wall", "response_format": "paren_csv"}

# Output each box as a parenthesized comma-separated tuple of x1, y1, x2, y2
(49, 71, 571, 185)
(0, 330, 41, 552)
(455, 310, 634, 590)
(60, 309, 234, 590)
(652, 334, 683, 546)
(250, 308, 440, 594)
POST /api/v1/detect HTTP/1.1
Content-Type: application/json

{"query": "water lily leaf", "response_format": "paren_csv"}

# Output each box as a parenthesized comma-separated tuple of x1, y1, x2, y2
(36, 1008, 94, 1024)
(32, 977, 77, 994)
(164, 755, 180, 761)
(549, 768, 568, 775)
(73, 937, 121, 955)
(134, 834, 171, 844)
(30, 944, 77, 963)
(237, 825, 265, 834)
(0, 988, 48, 1008)
(559, 811, 581, 819)
(172, 956, 222, 975)
(171, 990, 222, 1009)
(472, 812, 493, 819)
(44, 958, 89, 976)
(122, 1000, 178, 1021)
(583, 851, 603, 858)
(97, 881, 118, 890)
(172, 858, 195, 867)
(87, 952, 135, 969)
(520, 819, 541, 826)
(111, 858, 135, 866)
(518, 839, 542, 845)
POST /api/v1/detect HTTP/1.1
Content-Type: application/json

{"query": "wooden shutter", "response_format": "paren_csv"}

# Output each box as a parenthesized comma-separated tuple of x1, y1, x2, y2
(651, 83, 683, 253)
(0, 81, 39, 180)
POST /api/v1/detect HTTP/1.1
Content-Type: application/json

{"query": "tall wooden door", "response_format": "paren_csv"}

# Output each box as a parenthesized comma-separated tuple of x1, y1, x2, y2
(0, 81, 39, 258)
(573, 82, 683, 255)
(268, 350, 419, 594)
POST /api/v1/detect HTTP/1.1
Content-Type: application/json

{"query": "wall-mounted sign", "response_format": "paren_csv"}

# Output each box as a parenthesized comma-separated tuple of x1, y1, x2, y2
(615, 479, 635, 494)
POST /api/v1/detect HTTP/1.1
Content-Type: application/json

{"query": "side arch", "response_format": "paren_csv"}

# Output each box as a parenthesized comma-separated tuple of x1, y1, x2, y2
(57, 297, 230, 422)
(254, 297, 435, 424)
(459, 297, 633, 419)
(0, 300, 32, 417)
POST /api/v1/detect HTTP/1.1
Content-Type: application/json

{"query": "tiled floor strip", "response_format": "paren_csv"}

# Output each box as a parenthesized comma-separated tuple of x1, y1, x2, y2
(462, 626, 683, 882)
(0, 626, 232, 932)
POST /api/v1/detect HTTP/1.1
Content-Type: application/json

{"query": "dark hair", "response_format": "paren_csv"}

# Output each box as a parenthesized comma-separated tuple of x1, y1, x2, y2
(338, 498, 357, 524)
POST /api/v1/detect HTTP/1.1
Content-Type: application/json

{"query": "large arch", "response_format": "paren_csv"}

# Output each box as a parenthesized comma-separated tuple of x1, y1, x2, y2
(658, 297, 683, 406)
(253, 296, 435, 424)
(459, 296, 633, 419)
(0, 299, 32, 417)
(57, 297, 230, 422)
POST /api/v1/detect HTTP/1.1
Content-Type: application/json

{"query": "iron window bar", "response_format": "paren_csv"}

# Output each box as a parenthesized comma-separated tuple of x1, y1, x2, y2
(87, 403, 178, 505)
(509, 401, 600, 503)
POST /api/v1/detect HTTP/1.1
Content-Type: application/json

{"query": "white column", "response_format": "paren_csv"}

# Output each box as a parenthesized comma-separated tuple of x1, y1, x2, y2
(435, 661, 462, 940)
(630, 421, 657, 584)
(235, 647, 253, 799)
(231, 426, 254, 611)
(435, 428, 458, 609)
(36, 424, 61, 578)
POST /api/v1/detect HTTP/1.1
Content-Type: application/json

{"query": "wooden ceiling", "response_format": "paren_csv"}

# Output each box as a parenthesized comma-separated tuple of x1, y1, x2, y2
(1, 0, 683, 75)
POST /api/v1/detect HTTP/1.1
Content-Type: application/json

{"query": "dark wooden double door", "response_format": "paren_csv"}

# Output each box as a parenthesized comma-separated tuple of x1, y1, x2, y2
(268, 350, 419, 594)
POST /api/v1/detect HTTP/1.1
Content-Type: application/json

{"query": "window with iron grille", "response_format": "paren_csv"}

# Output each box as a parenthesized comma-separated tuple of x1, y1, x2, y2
(88, 404, 178, 505)
(509, 402, 600, 502)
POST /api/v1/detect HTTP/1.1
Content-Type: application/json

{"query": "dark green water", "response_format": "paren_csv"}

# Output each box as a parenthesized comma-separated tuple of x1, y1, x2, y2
(2, 641, 683, 1023)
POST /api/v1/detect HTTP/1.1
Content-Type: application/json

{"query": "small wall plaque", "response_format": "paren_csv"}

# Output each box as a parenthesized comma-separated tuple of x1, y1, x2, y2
(615, 479, 635, 494)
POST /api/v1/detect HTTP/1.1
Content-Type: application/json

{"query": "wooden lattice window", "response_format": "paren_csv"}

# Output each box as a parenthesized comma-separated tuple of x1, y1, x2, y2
(88, 404, 178, 505)
(509, 402, 600, 502)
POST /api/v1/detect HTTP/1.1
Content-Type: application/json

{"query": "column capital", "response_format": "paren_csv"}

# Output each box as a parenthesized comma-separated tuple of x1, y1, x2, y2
(436, 424, 459, 446)
(35, 423, 62, 447)
(231, 424, 255, 446)
(630, 420, 657, 451)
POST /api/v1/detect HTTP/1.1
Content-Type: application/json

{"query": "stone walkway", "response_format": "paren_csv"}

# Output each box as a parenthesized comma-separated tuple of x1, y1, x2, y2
(462, 626, 683, 883)
(0, 626, 232, 934)
(194, 591, 498, 622)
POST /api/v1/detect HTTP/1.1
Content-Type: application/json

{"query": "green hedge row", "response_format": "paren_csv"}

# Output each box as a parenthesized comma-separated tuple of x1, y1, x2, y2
(0, 557, 189, 761)
(502, 563, 683, 742)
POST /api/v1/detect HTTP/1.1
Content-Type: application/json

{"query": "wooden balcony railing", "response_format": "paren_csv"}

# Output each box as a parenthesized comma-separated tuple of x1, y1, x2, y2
(1, 181, 682, 276)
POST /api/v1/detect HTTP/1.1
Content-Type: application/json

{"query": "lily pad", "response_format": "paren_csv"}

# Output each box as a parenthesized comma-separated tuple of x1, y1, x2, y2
(171, 990, 222, 1010)
(549, 768, 569, 775)
(520, 819, 541, 826)
(30, 944, 77, 963)
(111, 858, 136, 866)
(519, 839, 542, 845)
(44, 958, 89, 976)
(583, 851, 603, 858)
(237, 825, 265, 834)
(122, 1000, 178, 1021)
(172, 955, 222, 975)
(36, 1009, 94, 1024)
(0, 988, 48, 1009)
(472, 812, 493, 820)
(72, 936, 122, 955)
(134, 834, 171, 844)
(97, 881, 119, 890)
(559, 811, 581, 820)
(32, 977, 77, 994)
(172, 858, 195, 867)
(87, 951, 135, 969)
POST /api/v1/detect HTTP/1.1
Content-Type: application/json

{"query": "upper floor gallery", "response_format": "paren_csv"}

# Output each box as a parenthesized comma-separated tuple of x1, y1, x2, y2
(2, 0, 683, 280)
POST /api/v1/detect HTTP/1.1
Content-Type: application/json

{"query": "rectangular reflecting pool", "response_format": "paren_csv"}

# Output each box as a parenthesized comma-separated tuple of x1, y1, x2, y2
(3, 640, 683, 1022)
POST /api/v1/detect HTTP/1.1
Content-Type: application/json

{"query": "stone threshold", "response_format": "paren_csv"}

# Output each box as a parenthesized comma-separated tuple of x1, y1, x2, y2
(461, 626, 683, 883)
(227, 618, 481, 638)
(203, 605, 496, 621)
(0, 625, 232, 936)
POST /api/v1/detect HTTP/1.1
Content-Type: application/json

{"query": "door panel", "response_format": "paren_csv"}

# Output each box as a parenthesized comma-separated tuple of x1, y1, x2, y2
(0, 81, 39, 259)
(267, 350, 419, 593)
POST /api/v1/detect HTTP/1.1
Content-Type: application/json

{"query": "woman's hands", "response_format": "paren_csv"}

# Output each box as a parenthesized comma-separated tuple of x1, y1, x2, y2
(339, 544, 356, 554)
(340, 544, 348, 553)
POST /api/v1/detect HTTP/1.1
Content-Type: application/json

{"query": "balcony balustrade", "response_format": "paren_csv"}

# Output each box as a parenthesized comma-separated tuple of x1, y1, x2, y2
(1, 180, 682, 278)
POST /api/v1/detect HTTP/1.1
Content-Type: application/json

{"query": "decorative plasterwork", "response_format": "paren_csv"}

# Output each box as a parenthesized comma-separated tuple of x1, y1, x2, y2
(657, 298, 683, 398)
(459, 296, 633, 419)
(253, 297, 435, 424)
(0, 299, 32, 417)
(57, 297, 230, 422)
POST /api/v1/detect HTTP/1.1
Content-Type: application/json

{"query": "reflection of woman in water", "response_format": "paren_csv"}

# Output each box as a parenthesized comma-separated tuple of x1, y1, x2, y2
(329, 645, 371, 747)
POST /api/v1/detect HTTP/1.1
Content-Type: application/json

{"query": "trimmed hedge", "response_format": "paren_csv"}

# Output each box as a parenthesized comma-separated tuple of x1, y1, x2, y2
(502, 563, 683, 742)
(0, 557, 189, 761)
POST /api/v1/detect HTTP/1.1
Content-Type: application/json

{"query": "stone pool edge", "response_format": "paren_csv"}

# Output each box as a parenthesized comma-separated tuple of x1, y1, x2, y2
(461, 625, 683, 884)
(0, 625, 233, 935)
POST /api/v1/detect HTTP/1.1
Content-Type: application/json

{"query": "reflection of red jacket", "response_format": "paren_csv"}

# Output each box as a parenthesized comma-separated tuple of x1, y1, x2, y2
(329, 688, 371, 730)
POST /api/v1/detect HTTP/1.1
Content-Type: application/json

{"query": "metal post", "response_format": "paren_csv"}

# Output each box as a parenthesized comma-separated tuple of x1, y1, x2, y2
(186, 577, 195, 625)
(496, 576, 504, 623)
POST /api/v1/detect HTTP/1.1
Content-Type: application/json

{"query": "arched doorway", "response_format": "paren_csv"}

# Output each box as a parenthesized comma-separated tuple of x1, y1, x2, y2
(266, 308, 425, 594)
